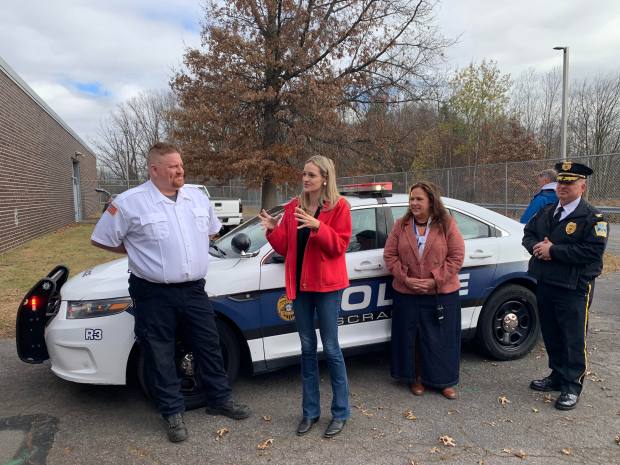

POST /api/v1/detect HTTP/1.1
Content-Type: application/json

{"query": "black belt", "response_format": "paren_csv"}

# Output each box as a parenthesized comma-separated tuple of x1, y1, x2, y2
(130, 274, 203, 288)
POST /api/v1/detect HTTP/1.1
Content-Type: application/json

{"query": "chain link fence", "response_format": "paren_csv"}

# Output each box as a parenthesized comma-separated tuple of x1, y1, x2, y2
(95, 153, 620, 220)
(338, 153, 620, 220)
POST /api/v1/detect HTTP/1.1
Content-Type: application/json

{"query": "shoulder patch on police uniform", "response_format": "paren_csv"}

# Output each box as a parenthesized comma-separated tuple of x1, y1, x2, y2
(594, 221, 607, 238)
(594, 213, 603, 218)
(106, 204, 118, 216)
(565, 222, 576, 234)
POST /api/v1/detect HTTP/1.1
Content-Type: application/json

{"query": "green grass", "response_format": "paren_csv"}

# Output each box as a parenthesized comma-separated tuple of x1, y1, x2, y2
(0, 224, 118, 338)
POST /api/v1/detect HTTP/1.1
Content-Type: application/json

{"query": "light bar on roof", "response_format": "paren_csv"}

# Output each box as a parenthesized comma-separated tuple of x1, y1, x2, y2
(339, 182, 393, 196)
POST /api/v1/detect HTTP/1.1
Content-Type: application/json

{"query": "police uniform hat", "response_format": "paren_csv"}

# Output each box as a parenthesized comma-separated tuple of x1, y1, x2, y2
(554, 161, 593, 183)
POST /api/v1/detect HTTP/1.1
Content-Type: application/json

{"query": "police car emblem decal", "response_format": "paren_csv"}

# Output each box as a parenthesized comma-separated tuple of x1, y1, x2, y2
(277, 294, 295, 321)
(594, 222, 608, 238)
(565, 222, 577, 234)
(562, 161, 572, 171)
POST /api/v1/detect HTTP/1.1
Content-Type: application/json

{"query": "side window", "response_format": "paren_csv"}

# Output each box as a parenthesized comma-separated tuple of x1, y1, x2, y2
(449, 209, 492, 240)
(347, 208, 378, 253)
(390, 206, 408, 222)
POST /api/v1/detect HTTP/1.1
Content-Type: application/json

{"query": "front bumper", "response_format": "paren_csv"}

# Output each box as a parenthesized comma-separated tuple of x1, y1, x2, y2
(45, 302, 136, 385)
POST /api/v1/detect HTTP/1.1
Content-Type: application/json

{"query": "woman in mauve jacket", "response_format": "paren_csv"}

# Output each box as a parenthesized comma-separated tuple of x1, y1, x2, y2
(384, 181, 465, 399)
(259, 155, 352, 438)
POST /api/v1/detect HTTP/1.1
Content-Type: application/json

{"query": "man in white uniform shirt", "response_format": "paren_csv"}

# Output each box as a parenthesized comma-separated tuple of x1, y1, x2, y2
(91, 142, 250, 443)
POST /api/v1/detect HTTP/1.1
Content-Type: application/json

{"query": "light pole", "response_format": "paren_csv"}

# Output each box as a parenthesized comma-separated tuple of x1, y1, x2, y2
(553, 46, 569, 160)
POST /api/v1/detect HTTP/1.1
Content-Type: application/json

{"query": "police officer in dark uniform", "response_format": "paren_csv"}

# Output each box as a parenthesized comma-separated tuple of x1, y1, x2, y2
(522, 161, 608, 410)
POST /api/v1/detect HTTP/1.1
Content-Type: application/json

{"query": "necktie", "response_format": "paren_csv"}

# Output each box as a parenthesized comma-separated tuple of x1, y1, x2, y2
(553, 206, 564, 224)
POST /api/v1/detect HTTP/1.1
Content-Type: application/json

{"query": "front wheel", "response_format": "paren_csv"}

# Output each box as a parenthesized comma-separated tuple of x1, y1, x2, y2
(476, 284, 539, 360)
(137, 319, 241, 410)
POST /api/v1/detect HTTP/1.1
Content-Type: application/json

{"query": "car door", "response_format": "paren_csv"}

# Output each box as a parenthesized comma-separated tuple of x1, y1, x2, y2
(387, 205, 499, 331)
(339, 206, 393, 349)
(258, 205, 391, 368)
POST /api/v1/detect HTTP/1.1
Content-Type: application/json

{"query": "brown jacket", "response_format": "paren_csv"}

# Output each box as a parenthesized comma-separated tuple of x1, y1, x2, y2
(384, 216, 465, 295)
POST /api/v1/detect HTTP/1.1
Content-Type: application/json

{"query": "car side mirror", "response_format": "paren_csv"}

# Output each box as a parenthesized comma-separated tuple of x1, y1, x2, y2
(231, 233, 251, 255)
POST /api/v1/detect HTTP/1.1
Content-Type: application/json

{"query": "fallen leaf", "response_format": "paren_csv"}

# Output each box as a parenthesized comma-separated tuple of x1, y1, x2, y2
(477, 462, 484, 465)
(409, 460, 419, 465)
(447, 409, 459, 415)
(215, 427, 229, 440)
(543, 394, 553, 403)
(531, 408, 539, 413)
(498, 395, 511, 406)
(257, 438, 274, 450)
(439, 435, 456, 447)
(514, 450, 527, 459)
(429, 447, 440, 454)
(615, 435, 620, 445)
(262, 415, 272, 421)
(561, 448, 573, 455)
(403, 410, 417, 421)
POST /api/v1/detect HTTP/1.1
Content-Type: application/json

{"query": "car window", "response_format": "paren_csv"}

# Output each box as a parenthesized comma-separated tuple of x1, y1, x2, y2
(212, 206, 283, 257)
(390, 206, 408, 222)
(347, 208, 378, 253)
(449, 209, 492, 240)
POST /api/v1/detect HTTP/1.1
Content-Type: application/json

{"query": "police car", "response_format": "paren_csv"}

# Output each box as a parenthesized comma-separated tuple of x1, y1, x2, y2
(17, 182, 537, 409)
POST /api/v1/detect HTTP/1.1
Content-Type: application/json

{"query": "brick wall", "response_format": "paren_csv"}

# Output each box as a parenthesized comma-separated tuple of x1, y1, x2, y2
(0, 67, 97, 254)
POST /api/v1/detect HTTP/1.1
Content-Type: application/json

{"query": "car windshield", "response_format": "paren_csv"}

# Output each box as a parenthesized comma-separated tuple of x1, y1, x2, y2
(210, 206, 284, 257)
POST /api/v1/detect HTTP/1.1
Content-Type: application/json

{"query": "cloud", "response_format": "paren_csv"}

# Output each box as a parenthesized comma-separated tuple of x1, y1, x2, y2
(2, 0, 620, 150)
(437, 0, 620, 79)
(0, 0, 203, 146)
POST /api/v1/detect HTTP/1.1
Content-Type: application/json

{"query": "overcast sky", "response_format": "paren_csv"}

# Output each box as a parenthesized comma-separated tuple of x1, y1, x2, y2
(2, 0, 619, 150)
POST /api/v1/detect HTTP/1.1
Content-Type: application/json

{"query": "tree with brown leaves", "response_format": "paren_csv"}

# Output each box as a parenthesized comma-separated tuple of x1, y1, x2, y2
(171, 0, 449, 208)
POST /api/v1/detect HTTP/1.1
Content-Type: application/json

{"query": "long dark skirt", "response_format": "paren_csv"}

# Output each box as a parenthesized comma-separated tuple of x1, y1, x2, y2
(390, 290, 461, 388)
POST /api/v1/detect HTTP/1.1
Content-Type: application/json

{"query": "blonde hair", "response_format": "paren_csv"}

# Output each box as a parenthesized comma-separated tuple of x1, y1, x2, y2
(298, 155, 341, 211)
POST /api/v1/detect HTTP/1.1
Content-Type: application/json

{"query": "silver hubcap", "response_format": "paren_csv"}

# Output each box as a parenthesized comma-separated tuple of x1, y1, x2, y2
(502, 313, 518, 333)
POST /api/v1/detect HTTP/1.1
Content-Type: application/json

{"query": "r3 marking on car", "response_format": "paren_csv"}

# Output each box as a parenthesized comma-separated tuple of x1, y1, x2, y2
(85, 329, 102, 340)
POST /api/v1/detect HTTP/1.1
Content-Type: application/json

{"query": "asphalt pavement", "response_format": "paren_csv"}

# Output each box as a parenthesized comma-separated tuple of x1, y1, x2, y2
(1, 270, 619, 465)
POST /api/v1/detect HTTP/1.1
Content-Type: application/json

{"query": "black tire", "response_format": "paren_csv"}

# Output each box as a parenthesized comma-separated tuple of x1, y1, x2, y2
(137, 319, 241, 410)
(476, 284, 539, 360)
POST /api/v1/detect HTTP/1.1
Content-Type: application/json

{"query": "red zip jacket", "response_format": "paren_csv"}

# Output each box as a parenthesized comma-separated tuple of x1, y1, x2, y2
(266, 197, 352, 300)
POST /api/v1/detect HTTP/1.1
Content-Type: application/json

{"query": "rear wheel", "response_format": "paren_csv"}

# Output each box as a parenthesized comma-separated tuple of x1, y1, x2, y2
(476, 284, 539, 360)
(137, 319, 241, 410)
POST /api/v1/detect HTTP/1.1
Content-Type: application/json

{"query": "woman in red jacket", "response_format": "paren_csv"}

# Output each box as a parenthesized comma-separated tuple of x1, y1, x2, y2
(384, 181, 465, 399)
(259, 155, 352, 438)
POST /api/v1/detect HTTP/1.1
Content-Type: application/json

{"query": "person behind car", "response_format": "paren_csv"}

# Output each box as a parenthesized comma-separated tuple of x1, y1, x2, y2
(258, 155, 352, 438)
(520, 169, 559, 224)
(523, 161, 608, 410)
(90, 142, 250, 443)
(384, 181, 465, 399)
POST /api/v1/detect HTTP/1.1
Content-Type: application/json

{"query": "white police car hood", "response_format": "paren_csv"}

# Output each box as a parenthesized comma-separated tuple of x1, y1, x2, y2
(60, 255, 239, 301)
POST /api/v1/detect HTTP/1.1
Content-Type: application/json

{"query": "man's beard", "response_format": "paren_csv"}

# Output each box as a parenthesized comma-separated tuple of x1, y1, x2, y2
(172, 176, 184, 188)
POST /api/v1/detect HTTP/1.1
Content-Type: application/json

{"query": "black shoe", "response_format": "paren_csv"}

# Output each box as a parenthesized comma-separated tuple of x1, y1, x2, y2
(530, 376, 561, 392)
(296, 417, 319, 436)
(324, 419, 346, 438)
(555, 392, 579, 410)
(205, 399, 251, 420)
(163, 412, 188, 443)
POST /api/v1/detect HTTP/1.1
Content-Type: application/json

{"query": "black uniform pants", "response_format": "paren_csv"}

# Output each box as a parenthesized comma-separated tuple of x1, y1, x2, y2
(537, 281, 594, 395)
(129, 274, 232, 416)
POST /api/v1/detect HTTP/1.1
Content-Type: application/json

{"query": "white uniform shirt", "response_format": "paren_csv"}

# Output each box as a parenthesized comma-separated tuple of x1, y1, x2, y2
(91, 180, 222, 283)
(554, 196, 581, 222)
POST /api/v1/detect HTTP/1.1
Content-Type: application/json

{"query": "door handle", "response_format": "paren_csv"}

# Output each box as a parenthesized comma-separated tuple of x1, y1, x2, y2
(354, 262, 383, 271)
(469, 250, 493, 259)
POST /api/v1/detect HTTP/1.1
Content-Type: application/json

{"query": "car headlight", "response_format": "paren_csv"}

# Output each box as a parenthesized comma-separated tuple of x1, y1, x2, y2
(66, 298, 132, 319)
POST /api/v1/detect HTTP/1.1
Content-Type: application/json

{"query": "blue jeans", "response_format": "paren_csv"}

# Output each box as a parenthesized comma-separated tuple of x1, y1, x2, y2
(293, 290, 350, 420)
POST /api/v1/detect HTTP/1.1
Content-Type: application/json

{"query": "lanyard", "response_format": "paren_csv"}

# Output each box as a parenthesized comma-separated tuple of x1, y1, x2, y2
(413, 219, 431, 254)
